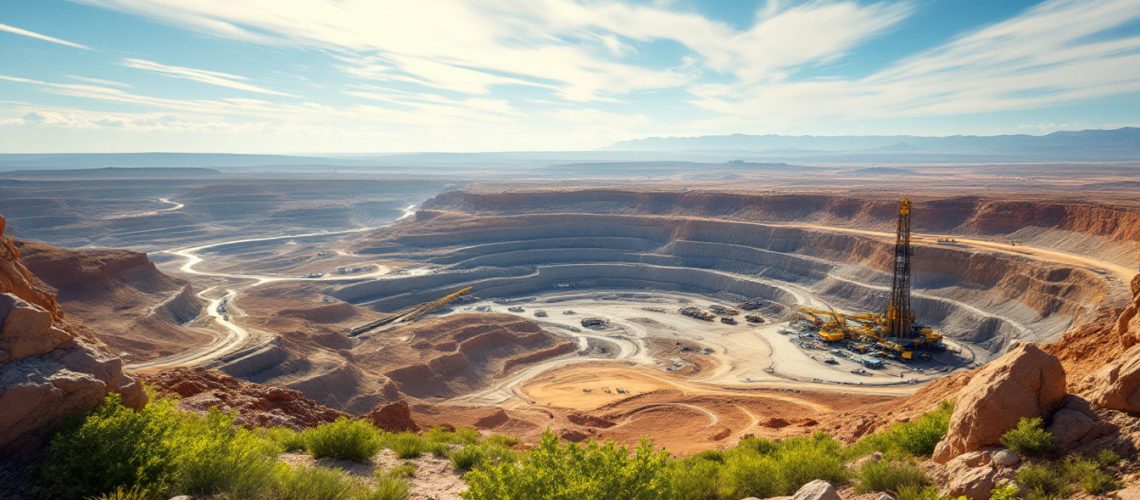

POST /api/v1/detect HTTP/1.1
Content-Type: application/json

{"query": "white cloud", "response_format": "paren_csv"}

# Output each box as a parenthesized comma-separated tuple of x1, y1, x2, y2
(0, 22, 91, 50)
(119, 58, 295, 97)
(688, 0, 1140, 129)
(77, 0, 904, 103)
(67, 75, 132, 88)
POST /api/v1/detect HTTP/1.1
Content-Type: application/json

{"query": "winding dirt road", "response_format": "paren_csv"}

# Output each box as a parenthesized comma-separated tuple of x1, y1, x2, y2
(127, 205, 416, 371)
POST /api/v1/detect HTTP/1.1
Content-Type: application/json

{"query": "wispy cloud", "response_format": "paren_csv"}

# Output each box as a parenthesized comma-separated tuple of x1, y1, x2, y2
(119, 58, 295, 97)
(0, 22, 91, 50)
(687, 0, 1140, 131)
(68, 75, 131, 88)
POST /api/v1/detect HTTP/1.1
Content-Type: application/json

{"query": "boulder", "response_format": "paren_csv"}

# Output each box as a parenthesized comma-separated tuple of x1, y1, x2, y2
(1045, 397, 1114, 450)
(990, 449, 1019, 468)
(931, 343, 1066, 463)
(792, 479, 840, 500)
(366, 400, 420, 433)
(1084, 344, 1140, 413)
(946, 466, 997, 500)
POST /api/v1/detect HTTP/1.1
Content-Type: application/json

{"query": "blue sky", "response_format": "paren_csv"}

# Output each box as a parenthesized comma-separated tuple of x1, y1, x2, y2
(1, 0, 1138, 153)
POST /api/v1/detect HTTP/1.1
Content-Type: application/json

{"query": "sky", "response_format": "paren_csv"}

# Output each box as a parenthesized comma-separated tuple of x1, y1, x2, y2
(1, 0, 1138, 153)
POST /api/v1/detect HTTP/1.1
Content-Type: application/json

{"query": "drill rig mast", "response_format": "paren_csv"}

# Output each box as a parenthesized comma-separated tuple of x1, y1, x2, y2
(885, 198, 914, 339)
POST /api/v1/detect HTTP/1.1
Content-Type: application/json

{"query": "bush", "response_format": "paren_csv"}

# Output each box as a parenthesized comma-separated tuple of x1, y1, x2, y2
(856, 459, 930, 495)
(1096, 449, 1121, 468)
(720, 452, 780, 498)
(273, 464, 359, 500)
(773, 433, 848, 490)
(1015, 463, 1068, 499)
(40, 394, 187, 498)
(1061, 456, 1116, 495)
(449, 442, 517, 471)
(262, 426, 307, 452)
(91, 485, 152, 500)
(365, 470, 412, 500)
(894, 484, 940, 500)
(387, 433, 429, 459)
(1000, 417, 1058, 459)
(174, 411, 279, 497)
(851, 401, 953, 458)
(989, 483, 1019, 500)
(462, 430, 670, 499)
(663, 457, 723, 500)
(303, 418, 382, 461)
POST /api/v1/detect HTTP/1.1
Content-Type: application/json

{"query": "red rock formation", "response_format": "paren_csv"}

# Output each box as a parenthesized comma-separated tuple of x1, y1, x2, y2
(0, 216, 146, 453)
(932, 343, 1066, 463)
(144, 368, 346, 429)
(15, 239, 210, 361)
(365, 400, 420, 432)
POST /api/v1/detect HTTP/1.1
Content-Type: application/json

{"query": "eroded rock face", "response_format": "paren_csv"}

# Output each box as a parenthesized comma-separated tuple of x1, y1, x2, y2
(1082, 275, 1140, 413)
(931, 343, 1066, 463)
(366, 400, 420, 433)
(144, 368, 346, 429)
(0, 218, 146, 453)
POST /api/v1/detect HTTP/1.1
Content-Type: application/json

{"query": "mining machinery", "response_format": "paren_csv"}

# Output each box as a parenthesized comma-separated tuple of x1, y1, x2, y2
(796, 198, 943, 360)
(348, 286, 472, 336)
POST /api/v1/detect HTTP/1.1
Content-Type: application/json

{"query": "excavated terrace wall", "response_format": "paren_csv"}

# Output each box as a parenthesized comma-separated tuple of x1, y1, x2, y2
(335, 211, 1115, 356)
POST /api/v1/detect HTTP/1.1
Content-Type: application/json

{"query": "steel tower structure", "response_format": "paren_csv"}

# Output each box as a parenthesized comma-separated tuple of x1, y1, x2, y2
(885, 198, 914, 339)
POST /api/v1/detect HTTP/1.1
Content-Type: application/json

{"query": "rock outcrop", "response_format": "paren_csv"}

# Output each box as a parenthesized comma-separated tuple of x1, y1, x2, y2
(366, 400, 420, 432)
(932, 343, 1066, 463)
(0, 217, 145, 453)
(144, 367, 346, 429)
(1083, 275, 1140, 412)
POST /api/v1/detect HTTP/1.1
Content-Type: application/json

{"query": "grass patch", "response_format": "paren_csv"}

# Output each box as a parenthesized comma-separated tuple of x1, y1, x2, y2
(449, 442, 517, 471)
(302, 418, 382, 462)
(463, 431, 670, 499)
(1000, 417, 1058, 459)
(261, 426, 307, 452)
(855, 459, 930, 495)
(849, 401, 953, 458)
(386, 432, 430, 459)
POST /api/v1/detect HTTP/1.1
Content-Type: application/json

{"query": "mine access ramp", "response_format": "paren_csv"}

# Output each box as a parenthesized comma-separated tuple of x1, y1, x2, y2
(348, 286, 472, 336)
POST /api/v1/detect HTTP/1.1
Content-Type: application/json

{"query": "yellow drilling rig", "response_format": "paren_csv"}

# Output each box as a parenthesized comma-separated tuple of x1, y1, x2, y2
(797, 198, 943, 360)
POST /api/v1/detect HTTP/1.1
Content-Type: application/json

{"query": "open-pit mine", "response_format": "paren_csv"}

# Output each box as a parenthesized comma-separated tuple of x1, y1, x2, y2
(29, 183, 1118, 454)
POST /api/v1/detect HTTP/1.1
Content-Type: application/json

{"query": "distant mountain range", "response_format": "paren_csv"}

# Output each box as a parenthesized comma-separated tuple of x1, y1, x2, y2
(606, 127, 1140, 161)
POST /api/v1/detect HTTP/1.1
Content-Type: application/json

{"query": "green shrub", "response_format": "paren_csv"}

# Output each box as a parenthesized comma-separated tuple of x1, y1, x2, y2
(424, 426, 481, 445)
(174, 411, 279, 498)
(989, 483, 1019, 500)
(856, 459, 930, 495)
(736, 436, 778, 455)
(1096, 449, 1121, 468)
(91, 485, 152, 500)
(462, 430, 670, 499)
(1061, 456, 1116, 495)
(851, 401, 953, 458)
(1000, 417, 1058, 459)
(365, 470, 411, 500)
(387, 433, 429, 459)
(894, 484, 941, 500)
(388, 462, 417, 479)
(1015, 463, 1068, 499)
(482, 433, 520, 448)
(773, 433, 848, 490)
(273, 464, 359, 500)
(720, 452, 780, 499)
(39, 394, 186, 498)
(449, 442, 517, 471)
(262, 426, 307, 452)
(663, 458, 722, 500)
(303, 418, 382, 461)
